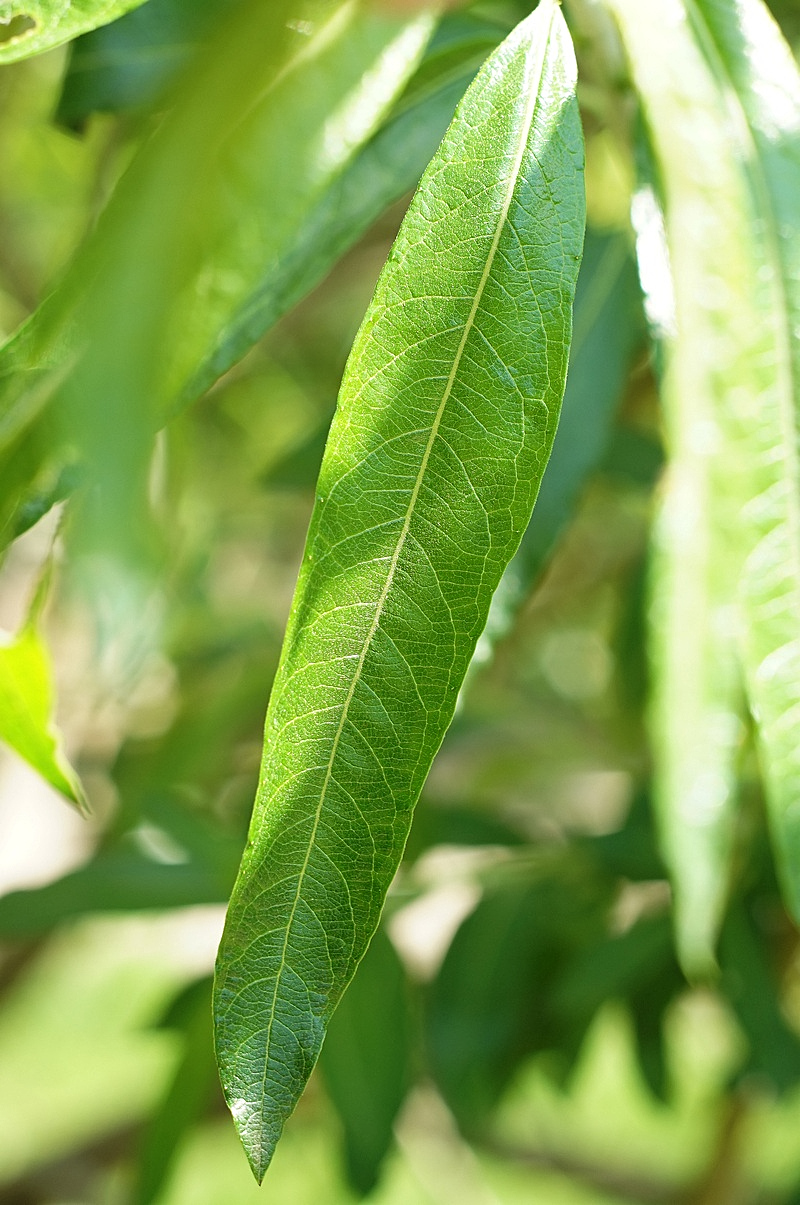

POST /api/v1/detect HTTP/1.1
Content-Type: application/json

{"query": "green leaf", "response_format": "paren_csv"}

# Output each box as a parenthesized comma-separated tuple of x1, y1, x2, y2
(213, 1, 585, 1180)
(427, 850, 617, 1128)
(608, 0, 800, 960)
(55, 0, 237, 127)
(318, 929, 410, 1196)
(0, 0, 434, 558)
(182, 10, 504, 404)
(0, 0, 150, 63)
(474, 226, 643, 663)
(135, 977, 218, 1205)
(0, 622, 83, 807)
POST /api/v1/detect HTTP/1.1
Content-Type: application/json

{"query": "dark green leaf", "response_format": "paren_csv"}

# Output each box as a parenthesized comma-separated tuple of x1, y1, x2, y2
(135, 977, 217, 1205)
(319, 929, 410, 1196)
(213, 2, 585, 1179)
(56, 0, 238, 128)
(475, 226, 642, 659)
(0, 621, 84, 808)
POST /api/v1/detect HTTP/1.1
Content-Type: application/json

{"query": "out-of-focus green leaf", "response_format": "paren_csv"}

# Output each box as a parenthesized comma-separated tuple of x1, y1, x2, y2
(0, 621, 83, 807)
(184, 10, 504, 404)
(56, 0, 237, 127)
(213, 3, 585, 1181)
(609, 0, 800, 965)
(136, 976, 217, 1205)
(0, 839, 237, 937)
(719, 903, 800, 1093)
(474, 226, 642, 663)
(0, 0, 150, 63)
(427, 863, 610, 1129)
(0, 800, 242, 936)
(319, 929, 410, 1196)
(0, 0, 434, 563)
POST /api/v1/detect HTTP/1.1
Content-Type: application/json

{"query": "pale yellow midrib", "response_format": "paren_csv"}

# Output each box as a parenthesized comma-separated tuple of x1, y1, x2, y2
(253, 3, 556, 1162)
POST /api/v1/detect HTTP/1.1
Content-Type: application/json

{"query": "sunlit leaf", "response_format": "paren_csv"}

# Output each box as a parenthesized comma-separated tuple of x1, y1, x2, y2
(136, 977, 218, 1205)
(0, 621, 83, 807)
(474, 226, 642, 666)
(187, 11, 504, 401)
(608, 0, 800, 963)
(213, 1, 585, 1179)
(56, 0, 237, 127)
(0, 0, 150, 63)
(0, 0, 434, 564)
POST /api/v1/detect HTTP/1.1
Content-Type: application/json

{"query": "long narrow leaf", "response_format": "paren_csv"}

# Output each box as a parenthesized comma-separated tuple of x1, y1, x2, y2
(213, 0, 585, 1180)
(608, 0, 800, 963)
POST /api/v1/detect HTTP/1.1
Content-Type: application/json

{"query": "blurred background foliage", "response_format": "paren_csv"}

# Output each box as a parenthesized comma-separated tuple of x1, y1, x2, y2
(1, 0, 800, 1202)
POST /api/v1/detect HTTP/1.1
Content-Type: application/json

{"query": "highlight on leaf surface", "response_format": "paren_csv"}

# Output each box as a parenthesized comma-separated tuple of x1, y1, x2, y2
(608, 0, 800, 970)
(213, 0, 585, 1181)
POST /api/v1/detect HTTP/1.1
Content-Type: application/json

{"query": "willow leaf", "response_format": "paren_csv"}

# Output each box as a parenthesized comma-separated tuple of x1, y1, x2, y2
(213, 0, 585, 1180)
(609, 0, 800, 956)
(0, 0, 433, 551)
(0, 623, 83, 807)
(0, 0, 149, 63)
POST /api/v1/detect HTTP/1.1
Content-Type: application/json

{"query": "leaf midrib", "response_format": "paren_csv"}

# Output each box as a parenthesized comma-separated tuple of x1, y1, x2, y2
(249, 0, 557, 1172)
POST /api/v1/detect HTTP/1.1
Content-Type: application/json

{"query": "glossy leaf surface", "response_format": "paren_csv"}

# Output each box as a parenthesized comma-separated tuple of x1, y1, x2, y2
(0, 0, 149, 63)
(213, 0, 585, 1180)
(610, 0, 800, 960)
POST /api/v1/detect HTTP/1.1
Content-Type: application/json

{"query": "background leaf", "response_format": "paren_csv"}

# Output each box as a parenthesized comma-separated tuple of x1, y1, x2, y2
(0, 622, 83, 807)
(0, 0, 150, 64)
(318, 928, 410, 1196)
(213, 0, 585, 1180)
(608, 0, 800, 965)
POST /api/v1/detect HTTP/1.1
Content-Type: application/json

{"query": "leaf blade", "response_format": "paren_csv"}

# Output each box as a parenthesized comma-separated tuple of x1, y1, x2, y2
(0, 623, 83, 807)
(609, 0, 800, 962)
(214, 0, 585, 1180)
(0, 0, 150, 64)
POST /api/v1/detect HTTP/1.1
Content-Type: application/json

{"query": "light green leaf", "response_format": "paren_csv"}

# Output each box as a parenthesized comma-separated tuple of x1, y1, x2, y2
(213, 0, 585, 1181)
(608, 0, 800, 961)
(0, 0, 150, 64)
(0, 623, 84, 807)
(0, 0, 434, 555)
(186, 11, 504, 403)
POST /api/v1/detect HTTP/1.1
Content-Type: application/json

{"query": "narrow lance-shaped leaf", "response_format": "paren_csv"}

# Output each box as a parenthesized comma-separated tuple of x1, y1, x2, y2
(632, 160, 745, 976)
(0, 0, 150, 64)
(608, 0, 800, 959)
(688, 0, 800, 916)
(214, 0, 585, 1180)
